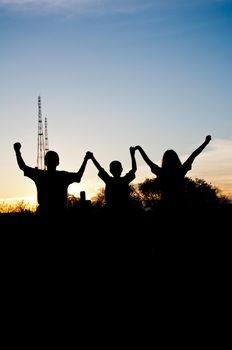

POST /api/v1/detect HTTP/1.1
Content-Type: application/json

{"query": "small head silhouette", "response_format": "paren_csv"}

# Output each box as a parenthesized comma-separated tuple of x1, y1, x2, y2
(45, 151, 59, 169)
(109, 160, 123, 177)
(162, 150, 182, 169)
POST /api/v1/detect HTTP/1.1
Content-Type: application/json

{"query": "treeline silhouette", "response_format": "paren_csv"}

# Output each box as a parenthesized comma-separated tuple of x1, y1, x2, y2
(1, 176, 230, 261)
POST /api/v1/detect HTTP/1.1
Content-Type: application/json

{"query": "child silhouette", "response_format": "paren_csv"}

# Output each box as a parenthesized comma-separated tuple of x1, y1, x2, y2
(13, 142, 92, 217)
(88, 147, 137, 211)
(135, 135, 212, 207)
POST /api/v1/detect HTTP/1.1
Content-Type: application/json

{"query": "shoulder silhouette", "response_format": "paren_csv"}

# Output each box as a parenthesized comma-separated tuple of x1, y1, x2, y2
(135, 135, 212, 206)
(13, 142, 92, 218)
(89, 147, 137, 211)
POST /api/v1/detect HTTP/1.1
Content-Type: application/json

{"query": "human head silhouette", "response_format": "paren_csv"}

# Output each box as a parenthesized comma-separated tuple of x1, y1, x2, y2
(109, 160, 123, 177)
(162, 150, 182, 169)
(45, 151, 59, 169)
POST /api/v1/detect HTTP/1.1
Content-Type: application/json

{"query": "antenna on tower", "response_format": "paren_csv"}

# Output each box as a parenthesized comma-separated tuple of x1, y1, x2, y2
(37, 95, 47, 170)
(44, 117, 49, 155)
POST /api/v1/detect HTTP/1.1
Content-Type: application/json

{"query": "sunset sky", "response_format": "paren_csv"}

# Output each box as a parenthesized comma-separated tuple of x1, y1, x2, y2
(1, 0, 232, 205)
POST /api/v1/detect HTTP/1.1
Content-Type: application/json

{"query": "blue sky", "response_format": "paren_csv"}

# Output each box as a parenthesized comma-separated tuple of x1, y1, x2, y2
(1, 0, 232, 204)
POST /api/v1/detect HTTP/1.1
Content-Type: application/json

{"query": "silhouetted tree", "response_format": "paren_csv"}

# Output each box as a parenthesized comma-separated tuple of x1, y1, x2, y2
(184, 177, 224, 205)
(91, 177, 228, 210)
(137, 178, 161, 202)
(91, 188, 105, 208)
(137, 176, 227, 206)
(67, 194, 80, 208)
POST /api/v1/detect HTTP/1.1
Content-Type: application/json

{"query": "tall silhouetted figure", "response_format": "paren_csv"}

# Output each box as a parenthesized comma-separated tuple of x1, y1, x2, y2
(135, 135, 212, 207)
(89, 147, 137, 212)
(13, 142, 91, 218)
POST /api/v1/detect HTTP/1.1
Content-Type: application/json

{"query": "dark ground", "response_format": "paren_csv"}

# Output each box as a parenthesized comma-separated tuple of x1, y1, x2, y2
(1, 203, 231, 317)
(1, 204, 230, 342)
(1, 203, 230, 274)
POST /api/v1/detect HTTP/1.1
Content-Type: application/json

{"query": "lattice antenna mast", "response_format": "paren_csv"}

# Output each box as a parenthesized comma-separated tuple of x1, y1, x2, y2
(37, 95, 45, 170)
(44, 117, 49, 155)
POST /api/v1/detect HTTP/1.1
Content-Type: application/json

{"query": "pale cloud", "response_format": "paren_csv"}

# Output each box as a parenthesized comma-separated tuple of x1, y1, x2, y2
(0, 0, 150, 14)
(0, 0, 97, 13)
(0, 0, 226, 16)
(0, 0, 153, 18)
(0, 0, 78, 3)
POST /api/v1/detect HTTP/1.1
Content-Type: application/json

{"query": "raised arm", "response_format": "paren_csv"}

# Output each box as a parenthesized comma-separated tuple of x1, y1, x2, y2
(187, 135, 211, 164)
(13, 142, 27, 171)
(135, 145, 157, 169)
(88, 152, 103, 172)
(76, 151, 92, 179)
(130, 147, 137, 173)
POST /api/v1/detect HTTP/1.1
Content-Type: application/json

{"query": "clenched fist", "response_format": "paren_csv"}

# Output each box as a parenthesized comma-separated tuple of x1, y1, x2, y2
(14, 142, 21, 152)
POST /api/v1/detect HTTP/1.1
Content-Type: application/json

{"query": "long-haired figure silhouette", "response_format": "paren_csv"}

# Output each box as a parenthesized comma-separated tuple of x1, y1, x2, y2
(135, 135, 212, 207)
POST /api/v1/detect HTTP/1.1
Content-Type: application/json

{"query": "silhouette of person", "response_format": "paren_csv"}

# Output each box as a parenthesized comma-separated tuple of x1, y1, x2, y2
(13, 142, 92, 218)
(135, 135, 212, 207)
(88, 147, 137, 212)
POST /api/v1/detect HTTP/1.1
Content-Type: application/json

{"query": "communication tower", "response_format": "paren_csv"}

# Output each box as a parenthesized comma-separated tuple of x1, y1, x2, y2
(44, 117, 49, 155)
(37, 95, 49, 169)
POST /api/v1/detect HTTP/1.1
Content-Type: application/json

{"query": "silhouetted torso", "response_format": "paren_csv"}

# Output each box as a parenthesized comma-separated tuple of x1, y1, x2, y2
(151, 160, 192, 204)
(14, 143, 91, 218)
(24, 166, 82, 215)
(98, 168, 135, 209)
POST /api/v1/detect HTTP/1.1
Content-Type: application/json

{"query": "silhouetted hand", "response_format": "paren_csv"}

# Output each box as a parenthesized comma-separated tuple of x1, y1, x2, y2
(14, 142, 21, 152)
(130, 146, 135, 155)
(205, 135, 211, 143)
(134, 145, 141, 151)
(85, 151, 93, 159)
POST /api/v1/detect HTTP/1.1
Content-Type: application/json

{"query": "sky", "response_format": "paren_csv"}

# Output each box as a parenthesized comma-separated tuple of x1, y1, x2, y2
(1, 0, 232, 205)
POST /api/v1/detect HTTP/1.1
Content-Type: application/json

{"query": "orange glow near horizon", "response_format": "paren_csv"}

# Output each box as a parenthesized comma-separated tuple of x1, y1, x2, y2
(0, 178, 232, 213)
